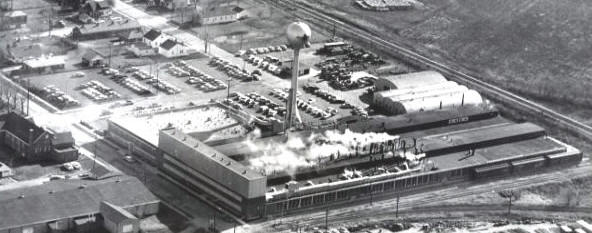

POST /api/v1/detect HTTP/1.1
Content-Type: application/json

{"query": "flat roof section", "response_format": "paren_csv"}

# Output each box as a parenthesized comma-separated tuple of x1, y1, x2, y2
(420, 122, 546, 156)
(428, 137, 564, 171)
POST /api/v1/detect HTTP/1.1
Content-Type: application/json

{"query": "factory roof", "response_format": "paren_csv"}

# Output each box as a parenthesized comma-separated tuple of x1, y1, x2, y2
(0, 176, 158, 230)
(159, 128, 264, 180)
(421, 122, 545, 155)
(376, 71, 447, 90)
(428, 137, 565, 171)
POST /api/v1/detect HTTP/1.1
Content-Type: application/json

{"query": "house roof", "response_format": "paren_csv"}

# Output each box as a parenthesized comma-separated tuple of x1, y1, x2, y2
(8, 44, 42, 61)
(205, 5, 243, 18)
(51, 131, 75, 147)
(143, 29, 162, 41)
(82, 50, 103, 61)
(119, 29, 144, 40)
(0, 176, 159, 230)
(0, 112, 46, 143)
(159, 39, 178, 50)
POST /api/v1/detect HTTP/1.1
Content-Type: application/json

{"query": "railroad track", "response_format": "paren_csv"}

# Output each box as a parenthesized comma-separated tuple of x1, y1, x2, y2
(266, 0, 592, 140)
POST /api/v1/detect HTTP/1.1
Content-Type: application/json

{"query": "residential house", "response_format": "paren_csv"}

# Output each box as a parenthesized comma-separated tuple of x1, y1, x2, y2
(81, 49, 104, 67)
(0, 112, 78, 162)
(81, 0, 112, 19)
(101, 202, 140, 233)
(143, 29, 167, 48)
(158, 39, 188, 58)
(118, 28, 144, 43)
(128, 42, 157, 57)
(201, 5, 244, 25)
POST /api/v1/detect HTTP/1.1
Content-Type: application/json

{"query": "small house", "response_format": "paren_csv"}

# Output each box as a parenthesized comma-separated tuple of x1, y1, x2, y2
(158, 39, 187, 58)
(143, 29, 167, 48)
(81, 50, 104, 67)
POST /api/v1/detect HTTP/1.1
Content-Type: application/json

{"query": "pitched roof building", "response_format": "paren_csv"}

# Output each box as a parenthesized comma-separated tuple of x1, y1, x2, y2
(0, 176, 159, 232)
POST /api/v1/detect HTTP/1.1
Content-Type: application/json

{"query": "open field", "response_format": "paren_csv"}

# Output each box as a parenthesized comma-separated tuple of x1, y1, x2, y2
(301, 0, 592, 127)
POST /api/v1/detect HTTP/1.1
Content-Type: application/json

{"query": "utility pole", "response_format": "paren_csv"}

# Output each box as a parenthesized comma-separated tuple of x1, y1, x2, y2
(332, 23, 336, 40)
(108, 43, 112, 67)
(26, 78, 30, 116)
(226, 78, 231, 100)
(395, 194, 400, 219)
(325, 208, 329, 230)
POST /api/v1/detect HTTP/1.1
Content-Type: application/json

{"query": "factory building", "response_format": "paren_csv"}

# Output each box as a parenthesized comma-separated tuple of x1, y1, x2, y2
(105, 104, 582, 221)
(373, 81, 459, 105)
(374, 71, 447, 92)
(150, 121, 580, 220)
(373, 71, 483, 115)
(383, 89, 483, 115)
(157, 128, 266, 220)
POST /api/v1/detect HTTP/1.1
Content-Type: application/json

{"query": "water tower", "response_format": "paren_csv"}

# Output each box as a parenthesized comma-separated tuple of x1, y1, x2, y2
(285, 21, 311, 132)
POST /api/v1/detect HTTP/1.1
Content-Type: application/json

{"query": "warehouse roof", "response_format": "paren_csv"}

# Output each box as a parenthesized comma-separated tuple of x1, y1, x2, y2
(375, 71, 447, 90)
(0, 176, 158, 230)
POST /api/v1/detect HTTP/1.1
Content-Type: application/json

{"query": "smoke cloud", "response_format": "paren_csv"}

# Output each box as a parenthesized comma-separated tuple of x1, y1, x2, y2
(244, 129, 400, 176)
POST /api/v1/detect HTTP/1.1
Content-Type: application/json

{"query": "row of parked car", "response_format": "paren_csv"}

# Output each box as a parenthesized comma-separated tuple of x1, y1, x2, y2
(79, 80, 121, 102)
(105, 69, 153, 96)
(209, 57, 260, 81)
(226, 91, 287, 118)
(165, 61, 229, 92)
(243, 55, 284, 76)
(303, 84, 346, 104)
(41, 85, 80, 108)
(124, 67, 179, 95)
(269, 88, 335, 120)
(235, 44, 289, 57)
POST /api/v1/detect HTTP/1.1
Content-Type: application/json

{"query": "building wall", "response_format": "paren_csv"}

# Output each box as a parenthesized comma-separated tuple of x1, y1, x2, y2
(106, 120, 159, 165)
(158, 131, 266, 199)
(264, 144, 583, 216)
(158, 45, 186, 58)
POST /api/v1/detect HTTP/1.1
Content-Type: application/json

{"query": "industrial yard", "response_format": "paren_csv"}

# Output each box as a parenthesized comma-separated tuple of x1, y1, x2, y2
(0, 0, 590, 233)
